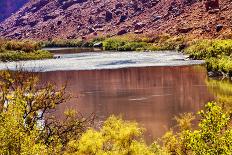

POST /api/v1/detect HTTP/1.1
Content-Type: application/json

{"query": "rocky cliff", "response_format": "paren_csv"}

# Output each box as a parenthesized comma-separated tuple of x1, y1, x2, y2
(0, 0, 232, 40)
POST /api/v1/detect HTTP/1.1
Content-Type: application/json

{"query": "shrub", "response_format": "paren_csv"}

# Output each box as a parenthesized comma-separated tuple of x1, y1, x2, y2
(65, 116, 157, 155)
(103, 38, 126, 50)
(185, 39, 232, 75)
(158, 36, 186, 51)
(185, 39, 232, 59)
(162, 102, 232, 155)
(0, 71, 92, 154)
(5, 40, 41, 52)
(0, 50, 53, 62)
(119, 42, 150, 51)
(206, 56, 232, 75)
(43, 39, 83, 48)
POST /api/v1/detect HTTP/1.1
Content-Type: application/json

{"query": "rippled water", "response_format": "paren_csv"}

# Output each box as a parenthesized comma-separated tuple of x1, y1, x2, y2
(0, 51, 204, 72)
(39, 66, 215, 143)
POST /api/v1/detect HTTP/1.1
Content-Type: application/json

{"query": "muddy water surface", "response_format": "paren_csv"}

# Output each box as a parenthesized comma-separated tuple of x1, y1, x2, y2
(39, 65, 214, 143)
(0, 49, 218, 142)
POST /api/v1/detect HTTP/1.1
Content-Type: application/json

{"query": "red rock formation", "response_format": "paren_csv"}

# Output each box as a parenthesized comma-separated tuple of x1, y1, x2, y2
(0, 0, 231, 40)
(205, 0, 219, 11)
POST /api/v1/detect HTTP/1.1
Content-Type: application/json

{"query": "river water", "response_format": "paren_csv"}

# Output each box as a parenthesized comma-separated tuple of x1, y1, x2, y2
(0, 49, 222, 143)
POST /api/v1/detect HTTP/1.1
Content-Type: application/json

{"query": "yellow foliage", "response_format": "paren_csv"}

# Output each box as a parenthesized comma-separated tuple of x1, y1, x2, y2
(65, 116, 156, 155)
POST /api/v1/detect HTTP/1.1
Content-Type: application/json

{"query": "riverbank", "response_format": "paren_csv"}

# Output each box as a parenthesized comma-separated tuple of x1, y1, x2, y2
(100, 35, 232, 77)
(0, 40, 53, 62)
(1, 35, 232, 77)
(42, 35, 232, 77)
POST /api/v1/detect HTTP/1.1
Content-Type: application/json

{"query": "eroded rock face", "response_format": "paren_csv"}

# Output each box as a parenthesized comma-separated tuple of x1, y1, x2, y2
(0, 0, 29, 22)
(0, 0, 231, 40)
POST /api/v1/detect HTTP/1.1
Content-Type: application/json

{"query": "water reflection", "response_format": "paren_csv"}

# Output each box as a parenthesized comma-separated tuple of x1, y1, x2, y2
(39, 65, 214, 143)
(206, 78, 232, 111)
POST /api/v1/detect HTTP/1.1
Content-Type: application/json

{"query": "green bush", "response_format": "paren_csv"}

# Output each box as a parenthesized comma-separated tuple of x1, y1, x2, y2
(162, 102, 232, 154)
(119, 42, 150, 51)
(206, 56, 232, 75)
(0, 39, 53, 61)
(4, 40, 41, 52)
(185, 40, 232, 59)
(185, 39, 232, 75)
(43, 39, 83, 48)
(103, 38, 126, 50)
(103, 38, 158, 51)
(0, 50, 53, 62)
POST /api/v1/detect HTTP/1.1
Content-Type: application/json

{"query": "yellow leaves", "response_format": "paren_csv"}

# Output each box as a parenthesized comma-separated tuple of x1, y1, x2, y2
(64, 109, 78, 117)
(175, 113, 195, 131)
(102, 116, 143, 147)
(77, 130, 104, 154)
(65, 116, 155, 155)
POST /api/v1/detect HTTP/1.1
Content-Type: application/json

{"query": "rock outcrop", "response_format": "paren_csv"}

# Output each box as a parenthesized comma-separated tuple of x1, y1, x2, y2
(0, 0, 232, 40)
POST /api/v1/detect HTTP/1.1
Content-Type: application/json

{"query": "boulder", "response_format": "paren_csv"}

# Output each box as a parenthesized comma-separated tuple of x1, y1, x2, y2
(57, 20, 62, 25)
(117, 29, 127, 35)
(96, 28, 104, 31)
(93, 42, 103, 48)
(208, 9, 220, 14)
(216, 24, 223, 32)
(152, 15, 162, 21)
(28, 21, 38, 27)
(134, 30, 143, 34)
(67, 34, 76, 39)
(115, 9, 123, 15)
(177, 27, 193, 33)
(88, 27, 95, 33)
(115, 3, 123, 9)
(105, 11, 113, 22)
(43, 15, 57, 21)
(120, 15, 127, 22)
(134, 22, 145, 30)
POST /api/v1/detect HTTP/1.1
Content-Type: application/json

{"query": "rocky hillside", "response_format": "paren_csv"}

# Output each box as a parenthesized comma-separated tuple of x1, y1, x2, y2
(0, 0, 29, 22)
(0, 0, 232, 40)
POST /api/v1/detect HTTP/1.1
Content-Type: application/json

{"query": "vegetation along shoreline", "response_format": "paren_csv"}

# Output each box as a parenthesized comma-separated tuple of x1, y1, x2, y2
(1, 33, 232, 78)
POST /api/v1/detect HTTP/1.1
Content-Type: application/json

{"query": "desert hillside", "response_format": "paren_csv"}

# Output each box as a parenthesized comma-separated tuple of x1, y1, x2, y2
(0, 0, 232, 40)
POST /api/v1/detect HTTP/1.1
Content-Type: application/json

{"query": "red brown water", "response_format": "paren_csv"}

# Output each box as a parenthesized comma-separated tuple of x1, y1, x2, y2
(39, 65, 214, 143)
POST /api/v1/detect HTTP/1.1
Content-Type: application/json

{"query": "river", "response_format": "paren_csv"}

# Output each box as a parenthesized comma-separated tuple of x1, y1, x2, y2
(0, 48, 228, 143)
